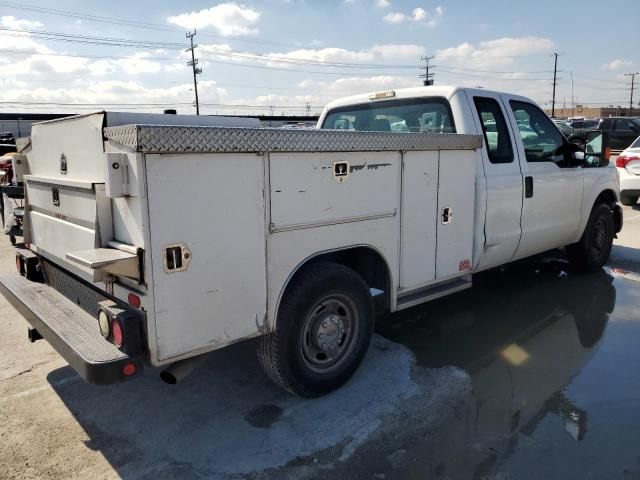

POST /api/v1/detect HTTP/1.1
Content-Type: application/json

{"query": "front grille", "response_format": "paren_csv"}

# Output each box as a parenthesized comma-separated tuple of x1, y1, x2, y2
(41, 259, 110, 319)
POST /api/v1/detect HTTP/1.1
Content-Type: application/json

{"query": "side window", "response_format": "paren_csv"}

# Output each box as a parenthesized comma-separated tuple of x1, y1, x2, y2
(509, 100, 565, 164)
(473, 97, 513, 164)
(615, 119, 633, 131)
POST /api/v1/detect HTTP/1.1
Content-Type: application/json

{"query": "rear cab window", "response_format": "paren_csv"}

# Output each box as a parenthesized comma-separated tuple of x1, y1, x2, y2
(321, 97, 456, 133)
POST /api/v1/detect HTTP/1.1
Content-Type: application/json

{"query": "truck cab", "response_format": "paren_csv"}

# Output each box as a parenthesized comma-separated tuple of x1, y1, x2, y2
(318, 86, 622, 272)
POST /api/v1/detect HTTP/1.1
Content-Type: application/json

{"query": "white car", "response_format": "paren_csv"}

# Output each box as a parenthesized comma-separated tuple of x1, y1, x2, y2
(616, 135, 640, 206)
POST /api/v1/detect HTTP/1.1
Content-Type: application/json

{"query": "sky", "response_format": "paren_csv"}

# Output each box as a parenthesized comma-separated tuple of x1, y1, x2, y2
(0, 0, 638, 115)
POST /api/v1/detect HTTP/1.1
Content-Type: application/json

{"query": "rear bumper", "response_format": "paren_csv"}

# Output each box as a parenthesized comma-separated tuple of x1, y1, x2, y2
(0, 271, 144, 384)
(618, 167, 640, 194)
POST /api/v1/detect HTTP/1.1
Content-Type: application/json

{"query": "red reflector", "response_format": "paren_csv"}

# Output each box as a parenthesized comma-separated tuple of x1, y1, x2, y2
(122, 363, 136, 376)
(111, 319, 124, 348)
(24, 243, 30, 250)
(15, 255, 22, 274)
(128, 293, 141, 308)
(616, 155, 639, 168)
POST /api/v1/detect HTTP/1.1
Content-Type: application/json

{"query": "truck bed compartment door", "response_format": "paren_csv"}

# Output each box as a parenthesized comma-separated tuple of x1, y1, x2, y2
(399, 151, 438, 290)
(436, 150, 476, 279)
(145, 153, 267, 362)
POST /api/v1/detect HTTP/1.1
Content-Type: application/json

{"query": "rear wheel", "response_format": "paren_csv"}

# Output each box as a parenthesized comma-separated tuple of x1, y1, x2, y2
(258, 262, 374, 397)
(567, 203, 614, 272)
(620, 194, 638, 206)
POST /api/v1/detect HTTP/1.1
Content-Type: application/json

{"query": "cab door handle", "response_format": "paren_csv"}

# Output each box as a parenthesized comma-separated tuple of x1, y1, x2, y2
(525, 176, 533, 198)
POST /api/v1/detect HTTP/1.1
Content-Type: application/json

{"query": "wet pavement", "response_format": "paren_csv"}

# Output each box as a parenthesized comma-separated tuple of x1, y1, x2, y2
(370, 259, 640, 480)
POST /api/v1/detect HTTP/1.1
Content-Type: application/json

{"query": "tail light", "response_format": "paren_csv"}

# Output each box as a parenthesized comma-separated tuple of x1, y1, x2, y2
(616, 154, 640, 168)
(128, 293, 141, 309)
(16, 255, 23, 274)
(111, 318, 124, 348)
(98, 302, 143, 355)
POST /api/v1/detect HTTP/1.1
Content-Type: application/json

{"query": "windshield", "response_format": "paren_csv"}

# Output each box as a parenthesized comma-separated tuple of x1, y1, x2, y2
(321, 97, 456, 133)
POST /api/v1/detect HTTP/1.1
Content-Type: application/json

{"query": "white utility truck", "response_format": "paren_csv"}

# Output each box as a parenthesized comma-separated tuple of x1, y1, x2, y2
(0, 87, 622, 396)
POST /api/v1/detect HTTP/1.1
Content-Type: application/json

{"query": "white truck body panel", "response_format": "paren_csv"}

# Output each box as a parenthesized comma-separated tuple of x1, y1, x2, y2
(145, 152, 267, 361)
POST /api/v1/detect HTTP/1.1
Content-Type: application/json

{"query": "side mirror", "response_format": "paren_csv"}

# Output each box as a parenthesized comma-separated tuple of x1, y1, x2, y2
(584, 130, 610, 167)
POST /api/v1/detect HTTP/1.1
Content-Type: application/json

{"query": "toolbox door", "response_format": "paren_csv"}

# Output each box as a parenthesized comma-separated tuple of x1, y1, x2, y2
(145, 153, 267, 362)
(435, 150, 476, 279)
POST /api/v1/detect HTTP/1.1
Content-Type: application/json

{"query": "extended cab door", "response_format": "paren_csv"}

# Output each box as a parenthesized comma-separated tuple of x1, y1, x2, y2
(503, 96, 584, 259)
(466, 92, 523, 270)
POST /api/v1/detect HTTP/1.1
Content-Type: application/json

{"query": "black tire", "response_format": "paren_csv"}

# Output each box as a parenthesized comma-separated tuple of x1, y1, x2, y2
(258, 261, 374, 397)
(567, 203, 614, 272)
(620, 194, 638, 206)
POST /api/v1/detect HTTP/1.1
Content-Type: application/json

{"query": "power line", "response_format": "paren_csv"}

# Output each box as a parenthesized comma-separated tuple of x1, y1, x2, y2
(0, 27, 186, 49)
(437, 64, 553, 74)
(0, 0, 306, 49)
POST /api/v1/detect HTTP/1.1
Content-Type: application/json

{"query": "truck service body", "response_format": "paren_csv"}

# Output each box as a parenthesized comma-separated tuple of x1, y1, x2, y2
(0, 86, 622, 396)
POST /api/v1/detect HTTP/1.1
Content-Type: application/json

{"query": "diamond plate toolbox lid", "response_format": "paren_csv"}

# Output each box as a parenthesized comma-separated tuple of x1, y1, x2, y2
(103, 125, 483, 154)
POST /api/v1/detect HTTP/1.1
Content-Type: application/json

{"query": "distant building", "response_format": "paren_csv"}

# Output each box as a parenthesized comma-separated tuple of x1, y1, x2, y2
(546, 105, 640, 119)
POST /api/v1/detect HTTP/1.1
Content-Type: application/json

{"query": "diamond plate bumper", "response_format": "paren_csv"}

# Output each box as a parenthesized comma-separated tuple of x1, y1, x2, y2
(0, 272, 144, 384)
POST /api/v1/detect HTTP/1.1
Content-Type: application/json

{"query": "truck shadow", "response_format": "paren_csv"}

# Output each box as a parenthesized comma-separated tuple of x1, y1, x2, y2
(47, 258, 618, 480)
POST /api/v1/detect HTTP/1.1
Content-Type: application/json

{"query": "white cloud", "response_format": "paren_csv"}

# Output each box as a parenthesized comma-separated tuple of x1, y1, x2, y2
(0, 80, 227, 113)
(437, 36, 555, 68)
(383, 5, 443, 26)
(602, 59, 633, 70)
(197, 43, 425, 68)
(383, 12, 405, 24)
(167, 3, 260, 36)
(369, 44, 425, 58)
(1, 15, 43, 29)
(376, 0, 391, 7)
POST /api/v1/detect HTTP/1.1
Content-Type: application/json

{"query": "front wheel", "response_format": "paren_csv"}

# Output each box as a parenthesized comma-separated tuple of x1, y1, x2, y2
(258, 262, 374, 397)
(567, 203, 614, 272)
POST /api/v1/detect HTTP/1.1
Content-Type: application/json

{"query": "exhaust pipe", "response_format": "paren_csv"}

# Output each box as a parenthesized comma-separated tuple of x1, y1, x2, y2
(160, 354, 208, 384)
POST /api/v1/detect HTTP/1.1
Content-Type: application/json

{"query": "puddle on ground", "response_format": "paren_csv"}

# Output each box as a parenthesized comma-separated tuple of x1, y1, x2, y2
(354, 259, 640, 480)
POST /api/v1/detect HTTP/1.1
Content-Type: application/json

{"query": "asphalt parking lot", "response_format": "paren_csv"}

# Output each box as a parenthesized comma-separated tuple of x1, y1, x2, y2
(1, 204, 639, 480)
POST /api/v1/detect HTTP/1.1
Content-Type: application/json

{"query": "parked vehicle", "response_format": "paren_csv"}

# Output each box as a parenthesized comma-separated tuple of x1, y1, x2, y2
(552, 118, 573, 137)
(616, 135, 640, 205)
(0, 132, 16, 156)
(568, 117, 640, 150)
(0, 151, 25, 246)
(0, 87, 622, 397)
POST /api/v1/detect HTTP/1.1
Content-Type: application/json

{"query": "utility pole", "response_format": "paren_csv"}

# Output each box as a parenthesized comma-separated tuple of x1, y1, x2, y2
(570, 72, 574, 119)
(551, 52, 559, 118)
(624, 72, 639, 116)
(186, 30, 202, 115)
(419, 55, 435, 86)
(305, 101, 311, 116)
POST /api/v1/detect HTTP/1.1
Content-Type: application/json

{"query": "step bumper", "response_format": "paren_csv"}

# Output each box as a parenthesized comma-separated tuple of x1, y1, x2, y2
(0, 272, 143, 384)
